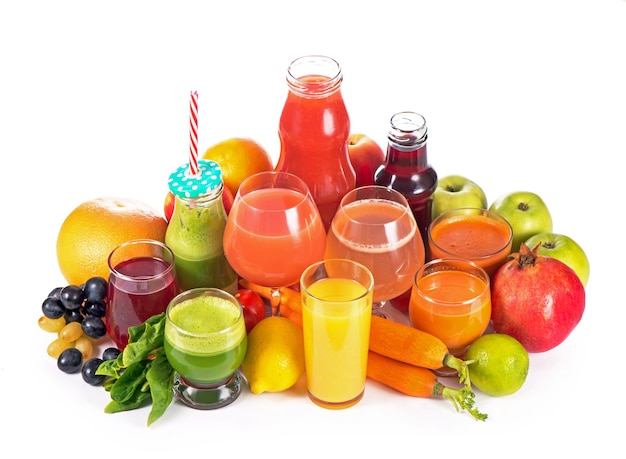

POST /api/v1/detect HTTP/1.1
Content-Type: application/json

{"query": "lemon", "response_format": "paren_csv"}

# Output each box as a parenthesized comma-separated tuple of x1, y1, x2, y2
(466, 333, 530, 397)
(241, 317, 305, 394)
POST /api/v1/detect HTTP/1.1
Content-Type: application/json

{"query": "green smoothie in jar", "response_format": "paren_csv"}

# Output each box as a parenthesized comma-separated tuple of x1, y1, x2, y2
(166, 160, 238, 293)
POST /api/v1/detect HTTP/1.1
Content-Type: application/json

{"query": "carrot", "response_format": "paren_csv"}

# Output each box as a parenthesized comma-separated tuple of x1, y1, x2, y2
(367, 351, 487, 421)
(368, 314, 471, 386)
(277, 300, 303, 328)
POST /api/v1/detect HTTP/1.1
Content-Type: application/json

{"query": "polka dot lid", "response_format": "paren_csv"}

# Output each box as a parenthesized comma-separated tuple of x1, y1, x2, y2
(168, 159, 223, 199)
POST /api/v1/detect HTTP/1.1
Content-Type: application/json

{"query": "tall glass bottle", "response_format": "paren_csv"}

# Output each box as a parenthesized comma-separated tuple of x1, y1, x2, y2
(275, 55, 355, 231)
(374, 111, 438, 260)
(165, 159, 238, 293)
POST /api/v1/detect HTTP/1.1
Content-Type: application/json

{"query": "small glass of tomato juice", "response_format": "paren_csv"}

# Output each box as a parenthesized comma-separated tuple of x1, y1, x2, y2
(428, 207, 513, 277)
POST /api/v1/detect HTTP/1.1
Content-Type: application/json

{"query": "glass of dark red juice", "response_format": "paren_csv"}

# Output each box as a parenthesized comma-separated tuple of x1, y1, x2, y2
(106, 239, 178, 349)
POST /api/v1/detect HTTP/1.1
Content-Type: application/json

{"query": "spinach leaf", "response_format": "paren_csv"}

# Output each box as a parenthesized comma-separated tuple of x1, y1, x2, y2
(110, 360, 150, 403)
(146, 348, 175, 426)
(98, 313, 176, 426)
(123, 313, 166, 367)
(104, 390, 151, 414)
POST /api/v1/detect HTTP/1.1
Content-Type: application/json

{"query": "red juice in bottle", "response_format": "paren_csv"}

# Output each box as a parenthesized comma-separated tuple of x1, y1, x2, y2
(374, 111, 437, 261)
(106, 256, 178, 349)
(276, 55, 354, 231)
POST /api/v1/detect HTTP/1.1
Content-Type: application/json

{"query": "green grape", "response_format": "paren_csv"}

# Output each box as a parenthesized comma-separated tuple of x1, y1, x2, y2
(47, 338, 74, 359)
(59, 321, 84, 342)
(38, 315, 66, 333)
(74, 335, 94, 360)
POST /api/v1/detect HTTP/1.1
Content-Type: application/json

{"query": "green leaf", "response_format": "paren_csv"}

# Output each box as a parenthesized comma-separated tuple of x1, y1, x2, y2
(127, 312, 165, 343)
(122, 314, 166, 367)
(99, 312, 176, 425)
(110, 360, 150, 403)
(146, 349, 175, 426)
(104, 390, 151, 414)
(96, 358, 123, 379)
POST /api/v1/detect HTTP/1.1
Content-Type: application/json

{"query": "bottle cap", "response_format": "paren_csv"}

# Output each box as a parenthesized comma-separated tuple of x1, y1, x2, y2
(168, 159, 223, 199)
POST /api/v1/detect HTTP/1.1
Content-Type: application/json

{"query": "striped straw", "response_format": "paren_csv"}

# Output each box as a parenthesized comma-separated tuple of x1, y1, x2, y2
(188, 90, 199, 176)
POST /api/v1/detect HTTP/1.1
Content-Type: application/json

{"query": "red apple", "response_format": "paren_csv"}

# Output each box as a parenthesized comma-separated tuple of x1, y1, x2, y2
(163, 191, 175, 222)
(348, 133, 386, 188)
(163, 186, 234, 223)
(222, 185, 234, 214)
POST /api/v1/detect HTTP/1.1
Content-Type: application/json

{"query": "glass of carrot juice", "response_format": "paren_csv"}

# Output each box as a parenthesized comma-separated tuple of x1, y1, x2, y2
(409, 258, 491, 375)
(428, 207, 513, 277)
(301, 258, 374, 410)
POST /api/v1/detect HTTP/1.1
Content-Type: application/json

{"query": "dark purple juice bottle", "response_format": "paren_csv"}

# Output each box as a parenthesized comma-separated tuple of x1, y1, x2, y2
(374, 111, 438, 260)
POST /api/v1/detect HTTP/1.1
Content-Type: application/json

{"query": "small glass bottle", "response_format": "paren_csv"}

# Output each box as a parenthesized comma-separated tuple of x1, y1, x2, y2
(275, 54, 355, 231)
(165, 159, 238, 293)
(374, 111, 438, 260)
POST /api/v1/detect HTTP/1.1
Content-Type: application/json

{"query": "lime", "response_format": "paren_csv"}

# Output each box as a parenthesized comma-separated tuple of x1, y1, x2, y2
(466, 333, 529, 397)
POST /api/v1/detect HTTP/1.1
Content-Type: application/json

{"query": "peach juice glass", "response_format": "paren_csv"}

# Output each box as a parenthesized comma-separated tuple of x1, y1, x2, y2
(223, 171, 327, 316)
(409, 258, 491, 375)
(428, 207, 513, 277)
(324, 185, 425, 325)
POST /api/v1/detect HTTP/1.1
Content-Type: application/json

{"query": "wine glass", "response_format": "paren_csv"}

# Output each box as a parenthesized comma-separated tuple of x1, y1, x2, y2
(324, 185, 425, 325)
(223, 171, 327, 316)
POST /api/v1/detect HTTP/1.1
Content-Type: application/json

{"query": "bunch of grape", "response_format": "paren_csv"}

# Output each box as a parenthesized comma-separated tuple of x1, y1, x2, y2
(38, 277, 111, 378)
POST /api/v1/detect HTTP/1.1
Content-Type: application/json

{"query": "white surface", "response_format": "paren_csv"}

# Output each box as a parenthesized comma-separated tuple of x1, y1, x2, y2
(2, 0, 624, 456)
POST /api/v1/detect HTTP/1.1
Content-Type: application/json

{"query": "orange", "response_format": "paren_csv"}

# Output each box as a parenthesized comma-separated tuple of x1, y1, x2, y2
(201, 137, 274, 197)
(56, 197, 168, 286)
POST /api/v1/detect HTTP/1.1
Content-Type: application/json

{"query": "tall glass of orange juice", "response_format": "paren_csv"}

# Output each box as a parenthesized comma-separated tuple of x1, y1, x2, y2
(409, 258, 491, 375)
(300, 259, 374, 410)
(428, 207, 513, 277)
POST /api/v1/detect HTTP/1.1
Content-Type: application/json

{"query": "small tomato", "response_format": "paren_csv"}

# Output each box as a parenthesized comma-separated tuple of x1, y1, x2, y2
(235, 288, 267, 333)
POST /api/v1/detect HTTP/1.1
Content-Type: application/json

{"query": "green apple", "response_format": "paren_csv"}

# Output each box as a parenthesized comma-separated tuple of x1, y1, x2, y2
(489, 191, 553, 252)
(432, 175, 488, 219)
(524, 232, 590, 287)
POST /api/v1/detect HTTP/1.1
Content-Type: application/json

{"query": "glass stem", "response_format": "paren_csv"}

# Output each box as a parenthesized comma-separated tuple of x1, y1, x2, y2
(270, 288, 281, 316)
(372, 300, 411, 326)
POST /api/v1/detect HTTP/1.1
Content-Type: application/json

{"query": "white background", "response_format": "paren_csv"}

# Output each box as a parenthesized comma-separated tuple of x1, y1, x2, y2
(2, 0, 624, 457)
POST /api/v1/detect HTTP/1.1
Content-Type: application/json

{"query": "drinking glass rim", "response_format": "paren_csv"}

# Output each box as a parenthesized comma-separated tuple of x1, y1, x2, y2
(300, 258, 375, 303)
(428, 207, 513, 258)
(338, 185, 412, 226)
(413, 257, 490, 306)
(165, 288, 244, 338)
(108, 238, 175, 282)
(236, 170, 314, 211)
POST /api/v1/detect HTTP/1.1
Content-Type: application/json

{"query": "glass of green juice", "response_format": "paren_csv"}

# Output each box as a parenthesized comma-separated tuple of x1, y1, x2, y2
(164, 288, 248, 410)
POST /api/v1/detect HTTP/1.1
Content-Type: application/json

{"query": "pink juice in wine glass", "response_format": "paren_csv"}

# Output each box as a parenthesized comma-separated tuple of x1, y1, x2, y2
(325, 198, 424, 303)
(106, 256, 178, 349)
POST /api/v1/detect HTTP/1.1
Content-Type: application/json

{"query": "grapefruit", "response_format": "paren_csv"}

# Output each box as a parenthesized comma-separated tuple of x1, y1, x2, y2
(56, 197, 168, 286)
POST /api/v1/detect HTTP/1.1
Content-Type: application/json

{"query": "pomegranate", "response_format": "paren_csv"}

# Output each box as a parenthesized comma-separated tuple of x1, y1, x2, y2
(491, 243, 585, 353)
